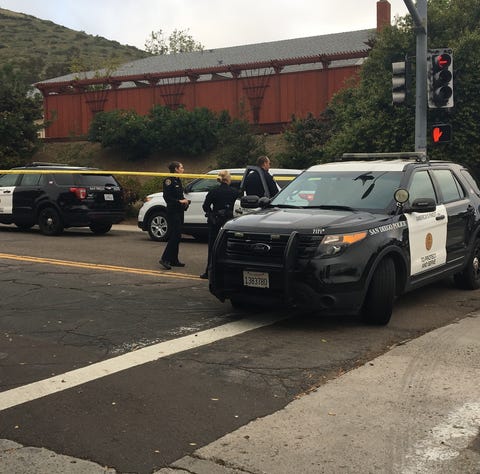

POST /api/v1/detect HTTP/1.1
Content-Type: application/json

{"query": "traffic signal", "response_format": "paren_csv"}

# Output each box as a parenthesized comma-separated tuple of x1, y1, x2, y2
(392, 61, 407, 104)
(428, 48, 453, 108)
(431, 124, 451, 143)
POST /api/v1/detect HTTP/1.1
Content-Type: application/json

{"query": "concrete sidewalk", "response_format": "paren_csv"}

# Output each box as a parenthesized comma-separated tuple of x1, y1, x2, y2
(1, 314, 479, 474)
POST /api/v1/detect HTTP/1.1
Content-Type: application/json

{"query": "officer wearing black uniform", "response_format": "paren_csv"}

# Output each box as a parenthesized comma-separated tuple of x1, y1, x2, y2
(159, 161, 189, 270)
(244, 155, 278, 198)
(200, 170, 239, 279)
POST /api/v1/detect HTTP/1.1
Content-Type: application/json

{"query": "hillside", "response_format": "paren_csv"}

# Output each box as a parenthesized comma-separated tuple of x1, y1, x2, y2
(0, 8, 151, 84)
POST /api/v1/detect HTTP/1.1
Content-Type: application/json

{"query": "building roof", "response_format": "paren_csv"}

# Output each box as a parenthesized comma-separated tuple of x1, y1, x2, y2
(37, 28, 374, 87)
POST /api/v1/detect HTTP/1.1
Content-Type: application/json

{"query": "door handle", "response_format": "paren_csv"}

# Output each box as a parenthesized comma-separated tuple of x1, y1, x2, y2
(436, 214, 446, 221)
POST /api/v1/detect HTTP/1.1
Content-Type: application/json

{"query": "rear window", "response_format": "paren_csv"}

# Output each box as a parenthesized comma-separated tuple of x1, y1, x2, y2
(77, 174, 119, 186)
(54, 173, 119, 187)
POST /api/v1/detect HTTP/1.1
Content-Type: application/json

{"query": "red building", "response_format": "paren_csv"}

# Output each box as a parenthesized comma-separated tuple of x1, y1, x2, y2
(36, 1, 391, 139)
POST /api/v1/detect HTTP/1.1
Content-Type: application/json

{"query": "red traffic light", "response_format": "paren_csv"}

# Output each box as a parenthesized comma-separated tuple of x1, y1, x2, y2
(434, 53, 452, 69)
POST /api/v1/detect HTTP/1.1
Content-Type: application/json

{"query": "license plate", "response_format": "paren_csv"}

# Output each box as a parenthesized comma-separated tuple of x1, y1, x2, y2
(243, 271, 269, 288)
(104, 194, 114, 201)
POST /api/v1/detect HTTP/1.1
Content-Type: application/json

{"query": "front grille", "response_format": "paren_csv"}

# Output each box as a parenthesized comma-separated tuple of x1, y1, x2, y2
(224, 231, 322, 265)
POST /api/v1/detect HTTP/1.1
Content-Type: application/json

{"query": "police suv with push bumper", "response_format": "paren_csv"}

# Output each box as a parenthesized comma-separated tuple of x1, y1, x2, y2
(209, 153, 480, 325)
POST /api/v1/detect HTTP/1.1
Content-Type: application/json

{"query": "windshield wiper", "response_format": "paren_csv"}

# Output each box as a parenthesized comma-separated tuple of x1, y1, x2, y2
(273, 204, 306, 209)
(308, 205, 357, 212)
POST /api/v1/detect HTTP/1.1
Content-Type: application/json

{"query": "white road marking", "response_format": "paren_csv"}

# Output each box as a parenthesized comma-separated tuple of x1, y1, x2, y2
(0, 315, 285, 412)
(402, 402, 480, 473)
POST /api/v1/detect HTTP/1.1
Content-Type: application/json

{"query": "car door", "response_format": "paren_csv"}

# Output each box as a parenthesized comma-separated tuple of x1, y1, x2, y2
(183, 176, 219, 224)
(430, 168, 474, 267)
(13, 172, 46, 224)
(405, 169, 447, 276)
(0, 173, 20, 222)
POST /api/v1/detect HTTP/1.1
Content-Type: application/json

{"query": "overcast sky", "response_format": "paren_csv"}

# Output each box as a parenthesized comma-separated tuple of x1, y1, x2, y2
(0, 1, 410, 50)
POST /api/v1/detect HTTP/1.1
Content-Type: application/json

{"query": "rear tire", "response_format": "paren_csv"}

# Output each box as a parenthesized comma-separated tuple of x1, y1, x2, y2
(362, 257, 396, 325)
(147, 210, 169, 242)
(38, 207, 64, 236)
(89, 223, 112, 234)
(454, 238, 480, 290)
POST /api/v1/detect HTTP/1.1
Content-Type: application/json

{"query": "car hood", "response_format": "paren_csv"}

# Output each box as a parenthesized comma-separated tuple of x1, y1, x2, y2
(225, 207, 390, 234)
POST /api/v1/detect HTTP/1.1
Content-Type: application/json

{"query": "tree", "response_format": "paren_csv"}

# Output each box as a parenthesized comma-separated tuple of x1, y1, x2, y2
(215, 116, 266, 168)
(0, 64, 43, 167)
(294, 0, 480, 168)
(144, 28, 204, 55)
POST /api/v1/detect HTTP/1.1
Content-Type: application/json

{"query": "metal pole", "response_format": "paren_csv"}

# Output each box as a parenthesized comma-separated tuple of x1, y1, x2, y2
(404, 0, 428, 154)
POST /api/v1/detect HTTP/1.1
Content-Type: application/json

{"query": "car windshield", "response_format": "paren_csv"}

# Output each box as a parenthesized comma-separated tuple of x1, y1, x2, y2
(271, 170, 403, 212)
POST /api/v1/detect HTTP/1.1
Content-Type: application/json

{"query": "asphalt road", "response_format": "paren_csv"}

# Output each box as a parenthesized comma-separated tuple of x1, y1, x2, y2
(0, 223, 479, 473)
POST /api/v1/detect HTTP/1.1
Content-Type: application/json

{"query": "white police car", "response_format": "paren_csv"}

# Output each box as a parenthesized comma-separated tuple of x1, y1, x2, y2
(209, 153, 480, 325)
(137, 167, 302, 241)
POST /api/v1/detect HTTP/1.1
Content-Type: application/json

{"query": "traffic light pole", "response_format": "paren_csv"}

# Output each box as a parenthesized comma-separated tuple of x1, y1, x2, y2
(404, 0, 428, 156)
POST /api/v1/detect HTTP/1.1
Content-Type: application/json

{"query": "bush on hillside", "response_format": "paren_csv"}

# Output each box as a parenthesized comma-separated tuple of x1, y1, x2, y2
(276, 113, 330, 169)
(214, 117, 266, 168)
(89, 106, 230, 159)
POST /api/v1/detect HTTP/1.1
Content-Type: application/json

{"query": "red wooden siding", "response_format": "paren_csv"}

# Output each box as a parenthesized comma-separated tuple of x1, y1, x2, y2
(42, 65, 361, 139)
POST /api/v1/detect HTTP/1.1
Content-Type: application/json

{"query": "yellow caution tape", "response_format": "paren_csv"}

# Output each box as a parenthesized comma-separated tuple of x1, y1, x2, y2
(0, 169, 295, 181)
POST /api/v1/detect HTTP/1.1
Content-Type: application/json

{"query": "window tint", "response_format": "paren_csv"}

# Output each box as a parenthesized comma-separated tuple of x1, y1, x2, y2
(53, 173, 119, 186)
(78, 174, 119, 186)
(53, 173, 75, 185)
(188, 178, 219, 193)
(0, 174, 20, 186)
(432, 169, 464, 202)
(408, 171, 437, 202)
(19, 173, 42, 186)
(461, 170, 480, 195)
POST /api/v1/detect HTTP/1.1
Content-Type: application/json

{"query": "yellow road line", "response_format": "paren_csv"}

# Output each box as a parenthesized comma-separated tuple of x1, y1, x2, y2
(0, 253, 201, 281)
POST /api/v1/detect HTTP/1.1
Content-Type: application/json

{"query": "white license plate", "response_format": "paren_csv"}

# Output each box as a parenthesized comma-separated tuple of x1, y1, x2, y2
(243, 271, 269, 288)
(104, 194, 114, 201)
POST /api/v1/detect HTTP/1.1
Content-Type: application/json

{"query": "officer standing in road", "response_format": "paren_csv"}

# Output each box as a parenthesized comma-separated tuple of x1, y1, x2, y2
(200, 170, 238, 279)
(159, 161, 190, 270)
(244, 155, 278, 198)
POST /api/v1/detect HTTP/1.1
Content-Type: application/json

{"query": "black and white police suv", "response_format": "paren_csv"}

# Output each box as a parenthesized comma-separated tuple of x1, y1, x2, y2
(0, 162, 125, 236)
(209, 153, 480, 325)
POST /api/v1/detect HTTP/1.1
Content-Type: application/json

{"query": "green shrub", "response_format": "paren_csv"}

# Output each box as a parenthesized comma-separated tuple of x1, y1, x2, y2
(215, 117, 266, 168)
(88, 110, 151, 160)
(276, 113, 329, 169)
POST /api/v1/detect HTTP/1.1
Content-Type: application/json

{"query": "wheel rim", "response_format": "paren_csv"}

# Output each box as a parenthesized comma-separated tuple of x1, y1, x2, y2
(151, 215, 168, 238)
(41, 212, 55, 232)
(472, 252, 480, 280)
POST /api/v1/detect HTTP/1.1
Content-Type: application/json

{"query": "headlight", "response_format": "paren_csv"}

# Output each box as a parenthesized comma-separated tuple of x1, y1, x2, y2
(316, 231, 367, 257)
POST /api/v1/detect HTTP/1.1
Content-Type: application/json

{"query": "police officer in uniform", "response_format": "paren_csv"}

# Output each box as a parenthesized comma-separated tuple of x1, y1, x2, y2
(244, 155, 278, 198)
(200, 170, 239, 279)
(159, 161, 189, 270)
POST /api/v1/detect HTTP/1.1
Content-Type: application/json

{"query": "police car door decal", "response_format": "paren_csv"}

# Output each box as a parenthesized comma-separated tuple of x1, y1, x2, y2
(405, 204, 448, 275)
(0, 186, 15, 215)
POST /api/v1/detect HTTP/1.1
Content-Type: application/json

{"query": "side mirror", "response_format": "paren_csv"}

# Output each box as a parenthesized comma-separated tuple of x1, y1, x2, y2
(240, 195, 260, 208)
(258, 196, 271, 208)
(410, 197, 436, 213)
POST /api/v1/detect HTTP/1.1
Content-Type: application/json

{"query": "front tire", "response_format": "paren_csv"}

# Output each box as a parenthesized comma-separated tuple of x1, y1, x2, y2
(147, 210, 169, 242)
(38, 207, 64, 236)
(454, 238, 480, 290)
(362, 257, 396, 325)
